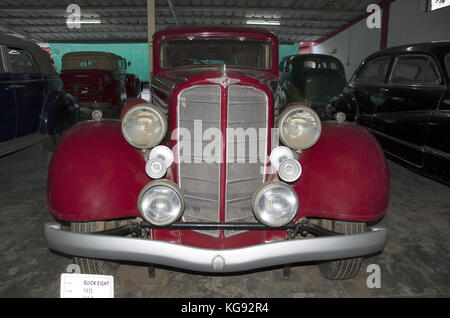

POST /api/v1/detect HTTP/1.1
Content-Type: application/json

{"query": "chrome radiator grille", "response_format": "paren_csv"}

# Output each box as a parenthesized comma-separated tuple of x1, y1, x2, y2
(177, 85, 221, 236)
(177, 84, 268, 238)
(226, 86, 268, 236)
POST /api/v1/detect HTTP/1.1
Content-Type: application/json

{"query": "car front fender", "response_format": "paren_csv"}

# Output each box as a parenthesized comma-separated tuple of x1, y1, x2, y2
(292, 121, 390, 222)
(47, 120, 148, 221)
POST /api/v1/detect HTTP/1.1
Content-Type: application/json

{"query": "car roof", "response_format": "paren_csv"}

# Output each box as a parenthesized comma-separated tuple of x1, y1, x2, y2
(63, 51, 122, 59)
(153, 25, 278, 43)
(367, 41, 450, 59)
(0, 32, 57, 75)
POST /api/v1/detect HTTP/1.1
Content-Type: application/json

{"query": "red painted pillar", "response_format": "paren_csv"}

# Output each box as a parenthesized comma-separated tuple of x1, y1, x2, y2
(380, 0, 393, 49)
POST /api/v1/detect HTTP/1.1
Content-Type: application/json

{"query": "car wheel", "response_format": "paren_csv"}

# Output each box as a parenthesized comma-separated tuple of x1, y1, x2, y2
(70, 220, 121, 275)
(317, 219, 366, 280)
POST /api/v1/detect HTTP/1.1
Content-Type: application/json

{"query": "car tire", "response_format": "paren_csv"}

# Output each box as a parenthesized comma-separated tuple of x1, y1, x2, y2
(317, 219, 366, 280)
(70, 220, 121, 275)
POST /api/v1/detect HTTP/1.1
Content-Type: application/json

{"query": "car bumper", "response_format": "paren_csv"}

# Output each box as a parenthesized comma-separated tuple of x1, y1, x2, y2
(45, 223, 387, 273)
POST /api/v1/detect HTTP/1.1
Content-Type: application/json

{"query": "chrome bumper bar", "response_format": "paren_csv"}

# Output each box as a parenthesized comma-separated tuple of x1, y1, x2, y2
(45, 223, 387, 273)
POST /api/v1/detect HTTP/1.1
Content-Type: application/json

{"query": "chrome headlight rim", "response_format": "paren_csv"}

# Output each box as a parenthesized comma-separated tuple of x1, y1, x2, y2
(137, 180, 185, 226)
(252, 181, 299, 228)
(278, 105, 322, 150)
(121, 104, 168, 149)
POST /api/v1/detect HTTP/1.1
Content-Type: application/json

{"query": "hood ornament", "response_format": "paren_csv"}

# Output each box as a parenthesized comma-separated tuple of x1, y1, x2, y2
(207, 63, 240, 88)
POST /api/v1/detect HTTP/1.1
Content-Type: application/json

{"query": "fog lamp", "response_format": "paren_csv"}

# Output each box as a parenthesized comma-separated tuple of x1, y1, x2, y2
(269, 146, 294, 171)
(145, 157, 167, 179)
(278, 159, 302, 183)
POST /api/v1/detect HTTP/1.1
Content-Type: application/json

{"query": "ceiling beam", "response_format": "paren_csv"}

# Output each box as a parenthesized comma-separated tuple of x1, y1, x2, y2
(0, 16, 350, 25)
(0, 5, 363, 15)
(0, 24, 45, 42)
(17, 23, 334, 34)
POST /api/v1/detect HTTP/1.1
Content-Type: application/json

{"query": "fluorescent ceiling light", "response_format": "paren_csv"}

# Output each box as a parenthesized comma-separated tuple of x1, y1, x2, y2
(246, 20, 281, 26)
(66, 19, 102, 24)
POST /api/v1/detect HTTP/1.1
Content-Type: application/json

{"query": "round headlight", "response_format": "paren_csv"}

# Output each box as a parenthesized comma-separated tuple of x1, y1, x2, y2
(138, 180, 184, 226)
(278, 105, 321, 150)
(252, 182, 298, 227)
(121, 104, 167, 149)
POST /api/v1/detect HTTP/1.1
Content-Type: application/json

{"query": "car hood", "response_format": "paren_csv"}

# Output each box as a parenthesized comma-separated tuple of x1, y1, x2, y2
(152, 66, 278, 96)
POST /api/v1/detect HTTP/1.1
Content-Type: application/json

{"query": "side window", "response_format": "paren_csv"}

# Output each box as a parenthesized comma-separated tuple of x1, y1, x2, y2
(304, 60, 316, 69)
(288, 62, 293, 72)
(7, 47, 38, 73)
(390, 54, 442, 86)
(356, 56, 391, 85)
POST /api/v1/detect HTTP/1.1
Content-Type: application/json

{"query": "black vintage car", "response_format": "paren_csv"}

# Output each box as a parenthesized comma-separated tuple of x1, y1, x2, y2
(328, 41, 450, 185)
(0, 33, 79, 156)
(279, 54, 346, 114)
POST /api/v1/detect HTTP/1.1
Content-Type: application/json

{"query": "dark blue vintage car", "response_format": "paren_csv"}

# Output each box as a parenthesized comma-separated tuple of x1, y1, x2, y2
(0, 33, 78, 156)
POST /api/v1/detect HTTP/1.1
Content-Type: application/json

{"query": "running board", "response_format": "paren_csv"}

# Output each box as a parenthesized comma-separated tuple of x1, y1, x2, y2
(0, 133, 50, 157)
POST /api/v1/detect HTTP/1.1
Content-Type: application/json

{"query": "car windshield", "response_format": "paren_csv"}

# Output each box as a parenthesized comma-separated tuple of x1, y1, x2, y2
(160, 38, 272, 70)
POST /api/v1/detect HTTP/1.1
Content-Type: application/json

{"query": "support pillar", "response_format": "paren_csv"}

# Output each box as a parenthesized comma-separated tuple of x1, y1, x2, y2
(147, 0, 156, 82)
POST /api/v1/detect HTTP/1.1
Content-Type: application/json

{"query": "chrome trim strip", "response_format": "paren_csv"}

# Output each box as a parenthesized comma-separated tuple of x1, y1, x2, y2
(151, 93, 168, 108)
(150, 83, 170, 95)
(45, 223, 387, 273)
(424, 146, 450, 160)
(367, 128, 424, 152)
(367, 127, 450, 160)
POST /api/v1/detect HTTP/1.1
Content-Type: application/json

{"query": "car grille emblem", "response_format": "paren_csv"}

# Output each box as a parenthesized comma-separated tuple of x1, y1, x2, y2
(211, 255, 226, 272)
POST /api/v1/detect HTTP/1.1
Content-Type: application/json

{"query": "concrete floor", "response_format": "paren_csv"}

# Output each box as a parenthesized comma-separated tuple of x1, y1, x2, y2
(0, 127, 449, 298)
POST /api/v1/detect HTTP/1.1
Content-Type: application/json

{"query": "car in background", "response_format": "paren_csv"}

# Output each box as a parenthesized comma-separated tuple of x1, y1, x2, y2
(328, 41, 450, 185)
(0, 32, 78, 157)
(279, 54, 346, 116)
(45, 26, 389, 280)
(60, 51, 132, 114)
(124, 60, 143, 99)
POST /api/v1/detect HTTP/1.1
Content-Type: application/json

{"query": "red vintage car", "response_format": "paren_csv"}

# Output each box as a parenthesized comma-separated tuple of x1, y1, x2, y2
(45, 26, 389, 280)
(60, 51, 141, 113)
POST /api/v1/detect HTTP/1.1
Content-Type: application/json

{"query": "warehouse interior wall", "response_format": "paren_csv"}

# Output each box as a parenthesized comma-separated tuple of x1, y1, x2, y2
(312, 15, 381, 80)
(312, 0, 450, 80)
(279, 43, 300, 62)
(388, 0, 450, 47)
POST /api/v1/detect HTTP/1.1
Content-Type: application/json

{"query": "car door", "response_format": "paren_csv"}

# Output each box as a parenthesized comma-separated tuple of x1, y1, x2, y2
(7, 47, 44, 138)
(0, 45, 17, 142)
(423, 52, 450, 183)
(371, 53, 444, 167)
(352, 55, 392, 128)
